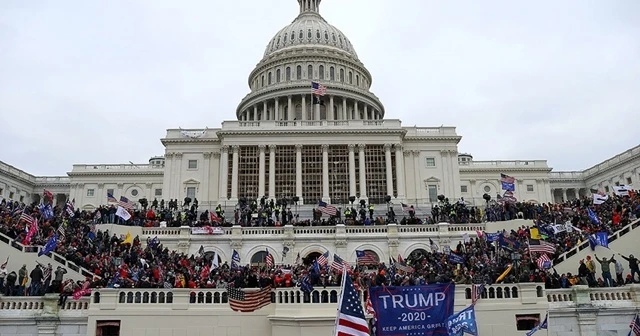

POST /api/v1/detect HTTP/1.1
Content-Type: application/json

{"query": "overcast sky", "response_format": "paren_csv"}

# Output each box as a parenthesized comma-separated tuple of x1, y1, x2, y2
(1, 0, 638, 176)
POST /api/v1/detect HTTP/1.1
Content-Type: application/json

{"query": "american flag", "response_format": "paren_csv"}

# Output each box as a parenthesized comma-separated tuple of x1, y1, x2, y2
(401, 203, 411, 212)
(119, 196, 134, 210)
(107, 193, 118, 203)
(311, 81, 326, 96)
(317, 251, 329, 267)
(57, 224, 66, 240)
(528, 239, 556, 254)
(500, 173, 515, 184)
(330, 254, 350, 272)
(19, 212, 35, 225)
(536, 254, 552, 270)
(64, 201, 75, 217)
(227, 286, 272, 313)
(630, 313, 640, 336)
(335, 267, 370, 336)
(265, 251, 274, 268)
(43, 189, 53, 202)
(471, 284, 485, 304)
(318, 201, 337, 216)
(209, 212, 222, 224)
(355, 250, 378, 265)
(526, 313, 548, 336)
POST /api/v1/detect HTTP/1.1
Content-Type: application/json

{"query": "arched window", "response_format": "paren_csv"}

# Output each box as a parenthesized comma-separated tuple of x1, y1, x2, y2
(307, 29, 312, 39)
(358, 250, 380, 266)
(316, 30, 321, 39)
(299, 30, 304, 40)
(348, 71, 352, 84)
(307, 65, 313, 79)
(268, 72, 272, 85)
(283, 33, 287, 43)
(319, 65, 324, 80)
(296, 65, 302, 80)
(324, 31, 329, 40)
(251, 251, 270, 265)
(261, 75, 265, 87)
(286, 67, 291, 81)
(356, 74, 360, 86)
(329, 67, 335, 81)
(276, 69, 281, 82)
(339, 69, 344, 82)
(203, 251, 223, 265)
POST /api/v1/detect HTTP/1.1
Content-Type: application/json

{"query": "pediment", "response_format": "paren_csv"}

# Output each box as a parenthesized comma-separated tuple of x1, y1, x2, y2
(183, 178, 200, 185)
(424, 176, 441, 183)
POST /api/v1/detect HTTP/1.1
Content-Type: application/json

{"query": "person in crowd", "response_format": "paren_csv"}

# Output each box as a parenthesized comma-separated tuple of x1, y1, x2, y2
(594, 254, 616, 287)
(618, 253, 640, 283)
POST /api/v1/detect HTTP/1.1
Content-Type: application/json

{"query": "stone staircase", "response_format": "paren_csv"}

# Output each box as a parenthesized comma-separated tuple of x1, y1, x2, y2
(553, 218, 640, 274)
(0, 232, 97, 281)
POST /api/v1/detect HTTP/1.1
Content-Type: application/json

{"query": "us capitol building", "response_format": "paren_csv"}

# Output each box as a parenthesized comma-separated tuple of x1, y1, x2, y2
(1, 1, 640, 335)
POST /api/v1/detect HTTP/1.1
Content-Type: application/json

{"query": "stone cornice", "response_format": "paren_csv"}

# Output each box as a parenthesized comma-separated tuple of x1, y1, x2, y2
(215, 129, 407, 137)
(34, 182, 71, 188)
(459, 167, 553, 173)
(67, 171, 164, 177)
(403, 136, 462, 144)
(160, 138, 221, 146)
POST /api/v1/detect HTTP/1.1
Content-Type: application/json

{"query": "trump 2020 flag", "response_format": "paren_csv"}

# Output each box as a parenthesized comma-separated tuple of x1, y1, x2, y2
(231, 250, 241, 269)
(446, 305, 479, 336)
(38, 234, 58, 257)
(587, 208, 600, 225)
(588, 232, 609, 251)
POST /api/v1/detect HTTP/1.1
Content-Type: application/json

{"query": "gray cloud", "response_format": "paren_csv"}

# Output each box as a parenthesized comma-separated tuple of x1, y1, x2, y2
(1, 0, 638, 176)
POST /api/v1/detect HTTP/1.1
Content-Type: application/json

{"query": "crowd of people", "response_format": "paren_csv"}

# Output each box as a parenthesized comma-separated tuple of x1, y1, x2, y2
(0, 188, 638, 298)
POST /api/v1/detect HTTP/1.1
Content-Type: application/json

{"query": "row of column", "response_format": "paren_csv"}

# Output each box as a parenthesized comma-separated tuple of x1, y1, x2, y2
(239, 95, 382, 122)
(219, 143, 406, 203)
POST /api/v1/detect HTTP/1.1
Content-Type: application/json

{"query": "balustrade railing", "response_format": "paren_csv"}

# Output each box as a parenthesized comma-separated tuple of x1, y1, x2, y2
(546, 285, 640, 307)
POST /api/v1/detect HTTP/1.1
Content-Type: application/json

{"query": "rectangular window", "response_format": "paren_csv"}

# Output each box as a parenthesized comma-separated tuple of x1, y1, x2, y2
(19, 195, 24, 202)
(515, 314, 541, 331)
(106, 188, 114, 196)
(615, 181, 620, 186)
(527, 184, 534, 192)
(188, 160, 198, 169)
(155, 189, 162, 196)
(428, 185, 438, 202)
(605, 186, 610, 193)
(627, 177, 632, 185)
(0, 188, 3, 196)
(460, 185, 468, 193)
(186, 187, 196, 199)
(425, 157, 436, 167)
(87, 189, 95, 197)
(9, 191, 14, 199)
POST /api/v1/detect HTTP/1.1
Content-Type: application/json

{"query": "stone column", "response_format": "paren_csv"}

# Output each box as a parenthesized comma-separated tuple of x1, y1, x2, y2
(295, 144, 303, 204)
(211, 152, 221, 202)
(97, 183, 104, 205)
(440, 150, 450, 196)
(364, 104, 369, 120)
(358, 144, 367, 201)
(174, 153, 183, 199)
(258, 145, 266, 197)
(288, 96, 293, 121)
(163, 152, 174, 202)
(230, 145, 240, 201)
(203, 152, 212, 204)
(329, 95, 334, 121)
(263, 101, 268, 121)
(348, 144, 356, 198)
(301, 95, 307, 121)
(394, 144, 406, 200)
(384, 144, 394, 197)
(274, 98, 279, 120)
(145, 182, 153, 201)
(342, 98, 347, 120)
(253, 105, 258, 121)
(219, 146, 229, 200)
(268, 145, 276, 199)
(322, 144, 330, 202)
(413, 151, 421, 203)
(354, 100, 359, 120)
(562, 189, 567, 202)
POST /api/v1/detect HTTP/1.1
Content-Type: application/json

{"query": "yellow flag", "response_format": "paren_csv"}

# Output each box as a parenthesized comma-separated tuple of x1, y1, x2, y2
(496, 264, 513, 283)
(121, 232, 133, 245)
(530, 228, 541, 240)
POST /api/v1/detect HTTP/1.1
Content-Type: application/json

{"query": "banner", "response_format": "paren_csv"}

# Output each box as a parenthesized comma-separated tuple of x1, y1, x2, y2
(191, 227, 225, 235)
(369, 284, 455, 336)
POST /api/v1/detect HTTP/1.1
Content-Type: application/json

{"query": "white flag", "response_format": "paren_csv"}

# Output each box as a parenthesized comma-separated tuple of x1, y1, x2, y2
(463, 233, 470, 243)
(211, 251, 219, 269)
(613, 185, 631, 197)
(592, 193, 609, 205)
(116, 206, 131, 221)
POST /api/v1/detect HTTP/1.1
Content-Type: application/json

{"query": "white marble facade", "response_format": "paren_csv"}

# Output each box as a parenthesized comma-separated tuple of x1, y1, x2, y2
(1, 0, 638, 211)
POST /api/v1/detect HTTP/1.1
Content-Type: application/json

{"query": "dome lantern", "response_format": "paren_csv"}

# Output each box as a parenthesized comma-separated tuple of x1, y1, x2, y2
(298, 0, 321, 14)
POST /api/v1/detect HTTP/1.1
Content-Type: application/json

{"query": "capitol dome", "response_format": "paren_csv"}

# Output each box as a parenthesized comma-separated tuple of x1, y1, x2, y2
(263, 0, 359, 60)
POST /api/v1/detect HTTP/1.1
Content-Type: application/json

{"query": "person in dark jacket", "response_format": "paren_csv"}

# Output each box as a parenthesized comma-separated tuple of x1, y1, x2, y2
(5, 271, 17, 296)
(619, 253, 640, 283)
(29, 265, 43, 296)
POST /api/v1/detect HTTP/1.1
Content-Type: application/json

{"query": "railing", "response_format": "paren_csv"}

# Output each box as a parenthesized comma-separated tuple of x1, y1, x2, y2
(0, 295, 90, 311)
(220, 119, 403, 130)
(140, 223, 486, 238)
(403, 126, 458, 136)
(34, 176, 70, 183)
(547, 285, 640, 307)
(71, 164, 164, 171)
(0, 160, 37, 182)
(549, 171, 584, 180)
(0, 231, 99, 279)
(554, 218, 640, 265)
(459, 160, 548, 167)
(582, 144, 640, 178)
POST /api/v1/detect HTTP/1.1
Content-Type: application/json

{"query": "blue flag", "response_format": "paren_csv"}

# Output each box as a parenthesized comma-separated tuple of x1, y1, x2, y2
(300, 275, 314, 293)
(588, 232, 609, 251)
(313, 259, 320, 274)
(587, 208, 600, 225)
(231, 250, 241, 269)
(448, 253, 466, 264)
(526, 313, 548, 336)
(485, 232, 501, 242)
(38, 234, 58, 257)
(446, 305, 479, 336)
(39, 204, 54, 220)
